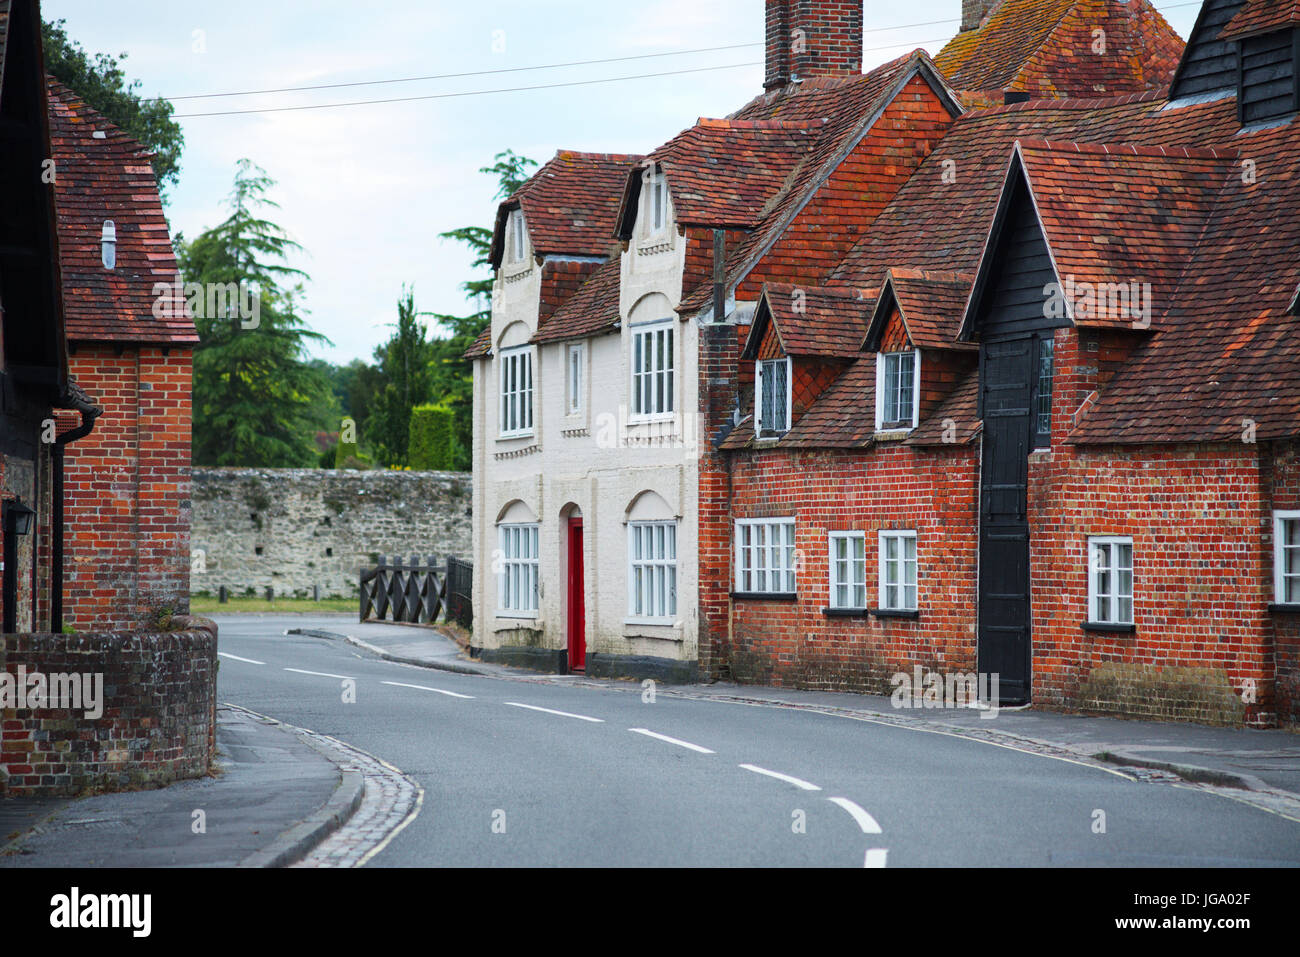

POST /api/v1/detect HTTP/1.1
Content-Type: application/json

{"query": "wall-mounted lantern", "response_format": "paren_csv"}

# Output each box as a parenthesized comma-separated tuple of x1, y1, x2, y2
(101, 220, 117, 270)
(5, 500, 35, 536)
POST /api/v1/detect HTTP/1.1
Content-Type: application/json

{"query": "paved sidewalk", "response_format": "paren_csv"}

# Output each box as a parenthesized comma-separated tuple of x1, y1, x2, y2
(303, 617, 1300, 801)
(0, 706, 350, 867)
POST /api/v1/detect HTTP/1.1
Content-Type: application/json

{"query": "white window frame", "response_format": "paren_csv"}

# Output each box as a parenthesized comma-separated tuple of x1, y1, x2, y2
(630, 322, 675, 421)
(1275, 511, 1300, 605)
(875, 350, 921, 432)
(508, 209, 528, 263)
(828, 531, 867, 610)
(734, 518, 797, 595)
(497, 523, 540, 617)
(878, 530, 918, 611)
(628, 521, 678, 623)
(755, 357, 792, 437)
(498, 346, 534, 438)
(1088, 536, 1134, 626)
(645, 172, 670, 237)
(566, 342, 585, 416)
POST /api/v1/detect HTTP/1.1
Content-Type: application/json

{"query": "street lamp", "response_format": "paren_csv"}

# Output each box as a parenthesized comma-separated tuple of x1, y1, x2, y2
(5, 500, 35, 536)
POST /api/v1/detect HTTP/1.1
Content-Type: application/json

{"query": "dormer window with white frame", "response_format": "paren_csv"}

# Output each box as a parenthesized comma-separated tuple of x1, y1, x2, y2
(875, 350, 920, 432)
(644, 171, 670, 237)
(507, 208, 528, 264)
(755, 357, 791, 437)
(499, 345, 534, 438)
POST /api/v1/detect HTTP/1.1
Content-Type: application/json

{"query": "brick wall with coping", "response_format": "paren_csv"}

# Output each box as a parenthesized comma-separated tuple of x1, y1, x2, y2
(0, 617, 218, 797)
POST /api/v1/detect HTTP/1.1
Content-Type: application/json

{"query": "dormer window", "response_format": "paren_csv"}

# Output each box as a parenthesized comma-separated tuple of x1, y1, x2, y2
(875, 351, 919, 432)
(508, 209, 528, 264)
(646, 172, 669, 236)
(755, 357, 791, 437)
(1238, 28, 1299, 126)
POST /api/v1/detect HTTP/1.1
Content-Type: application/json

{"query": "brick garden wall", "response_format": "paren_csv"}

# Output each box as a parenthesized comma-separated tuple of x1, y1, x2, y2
(0, 617, 218, 797)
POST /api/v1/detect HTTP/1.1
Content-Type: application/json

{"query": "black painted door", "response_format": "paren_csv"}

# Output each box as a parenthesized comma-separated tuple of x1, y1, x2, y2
(978, 338, 1033, 704)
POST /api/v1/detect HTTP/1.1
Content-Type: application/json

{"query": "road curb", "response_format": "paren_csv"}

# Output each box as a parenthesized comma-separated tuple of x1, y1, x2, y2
(230, 706, 366, 868)
(1093, 750, 1257, 790)
(286, 626, 492, 676)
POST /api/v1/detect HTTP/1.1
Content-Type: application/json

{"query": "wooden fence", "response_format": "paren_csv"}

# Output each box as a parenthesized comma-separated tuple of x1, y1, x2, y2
(359, 554, 448, 624)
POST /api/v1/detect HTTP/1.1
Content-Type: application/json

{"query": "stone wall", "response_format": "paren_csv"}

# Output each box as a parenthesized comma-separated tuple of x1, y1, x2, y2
(191, 468, 472, 599)
(0, 618, 218, 797)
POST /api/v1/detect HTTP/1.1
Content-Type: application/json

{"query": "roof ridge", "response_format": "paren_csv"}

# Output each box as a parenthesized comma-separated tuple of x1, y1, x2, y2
(961, 87, 1167, 119)
(694, 117, 827, 130)
(554, 149, 645, 162)
(1017, 138, 1241, 160)
(46, 78, 154, 159)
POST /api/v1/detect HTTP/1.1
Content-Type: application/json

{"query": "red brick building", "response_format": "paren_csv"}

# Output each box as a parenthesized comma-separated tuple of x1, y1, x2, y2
(708, 0, 1300, 727)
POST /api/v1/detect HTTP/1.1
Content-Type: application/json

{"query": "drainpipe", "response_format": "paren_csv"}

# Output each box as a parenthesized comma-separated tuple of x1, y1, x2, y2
(51, 387, 102, 632)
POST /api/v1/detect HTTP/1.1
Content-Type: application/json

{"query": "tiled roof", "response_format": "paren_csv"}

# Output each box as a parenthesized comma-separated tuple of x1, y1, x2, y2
(935, 0, 1184, 100)
(1220, 0, 1300, 39)
(677, 50, 959, 313)
(491, 150, 643, 268)
(632, 118, 824, 231)
(906, 368, 982, 447)
(745, 283, 872, 359)
(530, 257, 621, 346)
(462, 326, 492, 360)
(866, 269, 977, 350)
(47, 81, 198, 345)
(721, 357, 878, 452)
(1013, 140, 1238, 330)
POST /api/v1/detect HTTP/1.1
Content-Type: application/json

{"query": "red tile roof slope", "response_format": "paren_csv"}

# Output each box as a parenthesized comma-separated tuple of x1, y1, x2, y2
(874, 269, 978, 349)
(492, 150, 643, 267)
(677, 50, 955, 312)
(750, 283, 871, 358)
(530, 257, 622, 346)
(1015, 140, 1239, 330)
(935, 0, 1184, 100)
(1220, 0, 1300, 39)
(463, 326, 492, 360)
(47, 81, 197, 345)
(906, 369, 983, 446)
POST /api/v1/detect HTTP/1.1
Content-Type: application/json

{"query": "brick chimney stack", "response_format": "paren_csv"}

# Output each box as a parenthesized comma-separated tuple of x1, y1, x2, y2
(764, 1, 864, 90)
(961, 0, 999, 32)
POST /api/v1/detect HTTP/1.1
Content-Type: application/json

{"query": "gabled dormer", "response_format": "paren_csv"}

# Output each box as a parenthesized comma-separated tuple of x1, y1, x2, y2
(740, 284, 868, 440)
(1169, 0, 1248, 102)
(863, 270, 977, 438)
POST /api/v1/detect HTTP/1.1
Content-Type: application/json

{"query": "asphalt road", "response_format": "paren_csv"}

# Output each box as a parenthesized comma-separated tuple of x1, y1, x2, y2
(214, 615, 1300, 867)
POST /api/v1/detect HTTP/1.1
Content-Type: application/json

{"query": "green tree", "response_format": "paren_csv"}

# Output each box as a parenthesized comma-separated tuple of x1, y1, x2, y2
(366, 287, 438, 466)
(181, 160, 331, 467)
(408, 404, 455, 471)
(41, 18, 185, 198)
(429, 149, 539, 469)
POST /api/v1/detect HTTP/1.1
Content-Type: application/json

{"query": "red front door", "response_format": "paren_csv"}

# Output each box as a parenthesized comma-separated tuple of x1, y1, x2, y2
(567, 518, 586, 672)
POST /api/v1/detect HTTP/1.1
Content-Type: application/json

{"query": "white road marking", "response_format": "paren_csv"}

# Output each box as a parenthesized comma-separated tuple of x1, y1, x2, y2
(827, 797, 882, 834)
(739, 764, 821, 791)
(285, 668, 355, 680)
(629, 728, 715, 754)
(864, 848, 889, 868)
(382, 681, 474, 700)
(505, 702, 604, 723)
(218, 652, 265, 665)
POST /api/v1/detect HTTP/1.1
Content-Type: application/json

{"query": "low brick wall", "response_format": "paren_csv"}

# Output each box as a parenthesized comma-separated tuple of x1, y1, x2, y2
(0, 617, 218, 797)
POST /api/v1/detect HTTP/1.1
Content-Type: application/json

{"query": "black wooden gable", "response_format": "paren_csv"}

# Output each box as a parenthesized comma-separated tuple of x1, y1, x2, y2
(1170, 0, 1247, 99)
(1238, 28, 1299, 124)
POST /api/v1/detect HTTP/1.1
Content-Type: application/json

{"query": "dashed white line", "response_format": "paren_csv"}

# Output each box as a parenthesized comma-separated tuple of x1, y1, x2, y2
(218, 652, 265, 665)
(382, 680, 474, 699)
(827, 797, 882, 834)
(505, 702, 604, 723)
(629, 728, 715, 754)
(284, 668, 355, 680)
(864, 848, 889, 868)
(739, 764, 821, 791)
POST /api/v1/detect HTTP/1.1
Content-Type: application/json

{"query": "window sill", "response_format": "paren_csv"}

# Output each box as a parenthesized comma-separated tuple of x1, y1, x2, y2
(1082, 621, 1135, 633)
(622, 619, 684, 640)
(873, 428, 914, 442)
(868, 608, 919, 619)
(1269, 604, 1300, 614)
(730, 592, 798, 602)
(628, 414, 676, 426)
(494, 615, 543, 633)
(823, 607, 871, 618)
(496, 431, 536, 443)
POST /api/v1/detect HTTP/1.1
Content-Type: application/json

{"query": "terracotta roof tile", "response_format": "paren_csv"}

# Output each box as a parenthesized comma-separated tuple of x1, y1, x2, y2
(935, 0, 1184, 100)
(746, 283, 872, 359)
(491, 150, 643, 267)
(47, 81, 197, 345)
(1220, 0, 1300, 40)
(867, 269, 977, 350)
(462, 326, 492, 360)
(906, 368, 982, 446)
(530, 257, 621, 346)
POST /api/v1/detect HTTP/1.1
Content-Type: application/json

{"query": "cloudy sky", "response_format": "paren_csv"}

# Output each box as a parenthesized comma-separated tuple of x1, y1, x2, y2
(42, 1, 1198, 365)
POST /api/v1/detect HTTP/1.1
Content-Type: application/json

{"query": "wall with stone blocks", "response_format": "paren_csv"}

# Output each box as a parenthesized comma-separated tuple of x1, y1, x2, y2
(190, 468, 472, 599)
